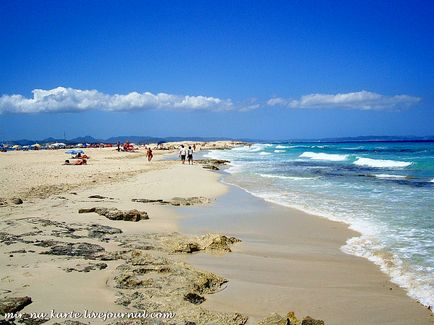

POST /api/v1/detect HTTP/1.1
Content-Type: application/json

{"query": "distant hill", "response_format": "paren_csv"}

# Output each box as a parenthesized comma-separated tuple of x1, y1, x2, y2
(3, 134, 433, 146)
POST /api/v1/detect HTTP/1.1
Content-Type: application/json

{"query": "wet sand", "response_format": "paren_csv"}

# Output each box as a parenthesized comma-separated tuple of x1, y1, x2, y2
(180, 184, 433, 324)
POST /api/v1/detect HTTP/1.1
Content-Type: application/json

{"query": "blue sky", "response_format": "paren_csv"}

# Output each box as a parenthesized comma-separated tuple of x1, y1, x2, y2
(0, 0, 433, 140)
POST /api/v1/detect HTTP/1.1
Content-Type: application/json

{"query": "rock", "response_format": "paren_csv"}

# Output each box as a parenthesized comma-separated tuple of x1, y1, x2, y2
(132, 197, 211, 206)
(79, 208, 148, 222)
(257, 311, 299, 325)
(114, 273, 153, 289)
(184, 293, 205, 304)
(132, 199, 166, 204)
(88, 195, 106, 199)
(169, 197, 211, 206)
(287, 311, 299, 325)
(65, 262, 108, 273)
(9, 249, 27, 254)
(11, 198, 23, 205)
(197, 234, 241, 252)
(0, 198, 23, 206)
(172, 242, 201, 253)
(257, 313, 287, 325)
(78, 208, 96, 213)
(87, 224, 122, 239)
(202, 165, 219, 170)
(168, 234, 241, 254)
(0, 296, 32, 315)
(195, 159, 230, 165)
(301, 316, 325, 325)
(41, 242, 106, 259)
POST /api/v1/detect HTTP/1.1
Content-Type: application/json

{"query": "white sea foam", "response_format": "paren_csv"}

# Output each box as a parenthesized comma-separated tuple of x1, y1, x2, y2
(259, 151, 271, 155)
(354, 157, 412, 168)
(430, 179, 434, 183)
(374, 174, 407, 180)
(299, 151, 348, 161)
(274, 150, 285, 153)
(275, 145, 289, 149)
(342, 236, 434, 310)
(259, 173, 317, 180)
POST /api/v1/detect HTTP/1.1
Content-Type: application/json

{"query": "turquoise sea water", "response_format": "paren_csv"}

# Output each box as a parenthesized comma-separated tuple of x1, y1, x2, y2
(205, 141, 434, 309)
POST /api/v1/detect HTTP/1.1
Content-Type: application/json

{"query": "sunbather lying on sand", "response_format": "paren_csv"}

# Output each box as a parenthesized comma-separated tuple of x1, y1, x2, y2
(72, 154, 89, 159)
(64, 159, 87, 165)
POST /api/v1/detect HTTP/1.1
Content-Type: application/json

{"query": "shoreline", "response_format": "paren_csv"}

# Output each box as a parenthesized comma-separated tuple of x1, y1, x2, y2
(178, 166, 432, 324)
(0, 145, 432, 324)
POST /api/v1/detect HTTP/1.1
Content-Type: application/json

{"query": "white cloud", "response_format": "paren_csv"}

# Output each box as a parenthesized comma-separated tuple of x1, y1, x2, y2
(0, 87, 233, 113)
(267, 90, 421, 110)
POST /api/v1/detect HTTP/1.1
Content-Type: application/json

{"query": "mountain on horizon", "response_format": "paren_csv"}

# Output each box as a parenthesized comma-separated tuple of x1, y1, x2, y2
(3, 135, 434, 146)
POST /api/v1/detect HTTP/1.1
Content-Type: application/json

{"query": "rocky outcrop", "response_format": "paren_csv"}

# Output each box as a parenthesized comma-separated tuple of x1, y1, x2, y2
(301, 316, 325, 325)
(202, 165, 220, 170)
(166, 234, 241, 254)
(195, 159, 230, 171)
(65, 262, 108, 273)
(78, 207, 148, 222)
(195, 159, 230, 165)
(87, 224, 122, 239)
(0, 197, 23, 206)
(0, 296, 32, 314)
(257, 312, 325, 325)
(111, 250, 247, 324)
(132, 196, 211, 206)
(40, 242, 107, 260)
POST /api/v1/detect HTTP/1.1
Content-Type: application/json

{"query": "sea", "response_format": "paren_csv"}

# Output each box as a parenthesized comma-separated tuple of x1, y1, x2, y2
(204, 141, 434, 309)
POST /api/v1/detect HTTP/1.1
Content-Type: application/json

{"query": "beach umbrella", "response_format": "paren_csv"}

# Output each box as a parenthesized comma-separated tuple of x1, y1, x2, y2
(65, 149, 84, 155)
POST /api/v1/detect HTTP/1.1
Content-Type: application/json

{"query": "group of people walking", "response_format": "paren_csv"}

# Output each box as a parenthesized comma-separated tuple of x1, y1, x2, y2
(179, 144, 195, 164)
(145, 144, 196, 164)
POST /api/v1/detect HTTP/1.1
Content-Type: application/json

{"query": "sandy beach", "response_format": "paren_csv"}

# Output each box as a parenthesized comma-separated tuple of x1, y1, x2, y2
(0, 144, 432, 325)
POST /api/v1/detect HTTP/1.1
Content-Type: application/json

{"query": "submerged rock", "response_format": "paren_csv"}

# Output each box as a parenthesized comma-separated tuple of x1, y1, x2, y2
(202, 165, 219, 170)
(0, 296, 32, 314)
(195, 159, 230, 165)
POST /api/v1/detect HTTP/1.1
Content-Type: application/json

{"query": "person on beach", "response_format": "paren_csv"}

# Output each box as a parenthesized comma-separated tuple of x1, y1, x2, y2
(146, 147, 153, 162)
(64, 159, 87, 165)
(187, 146, 194, 165)
(117, 141, 120, 152)
(179, 145, 186, 164)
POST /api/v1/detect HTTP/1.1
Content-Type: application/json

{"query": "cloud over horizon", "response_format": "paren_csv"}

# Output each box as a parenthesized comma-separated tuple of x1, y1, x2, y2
(0, 88, 422, 114)
(0, 87, 233, 114)
(267, 91, 421, 110)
